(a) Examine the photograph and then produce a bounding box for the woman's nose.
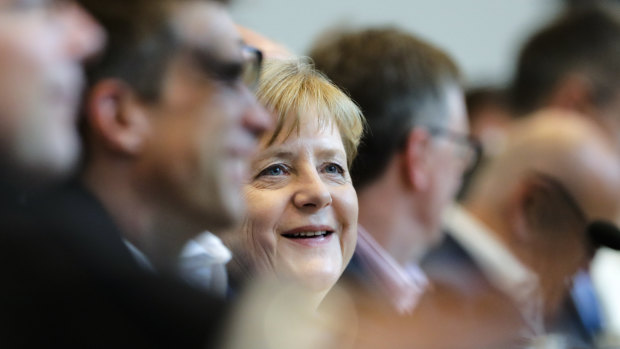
[292,169,332,211]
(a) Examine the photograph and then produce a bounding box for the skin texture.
[230,112,358,302]
[0,0,103,181]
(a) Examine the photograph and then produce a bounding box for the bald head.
[467,109,620,223]
[464,109,620,316]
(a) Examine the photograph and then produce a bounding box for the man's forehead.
[170,1,242,59]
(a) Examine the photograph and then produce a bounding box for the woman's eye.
[258,164,289,177]
[323,163,344,175]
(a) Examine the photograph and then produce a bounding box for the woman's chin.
[279,269,341,300]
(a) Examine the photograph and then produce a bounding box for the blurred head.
[0,0,103,182]
[310,27,472,249]
[465,87,513,157]
[465,110,620,316]
[236,25,293,60]
[82,0,271,234]
[226,59,364,299]
[510,4,620,142]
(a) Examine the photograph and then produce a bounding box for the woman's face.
[241,112,358,295]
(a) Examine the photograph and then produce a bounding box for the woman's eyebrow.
[253,149,295,163]
[315,147,346,160]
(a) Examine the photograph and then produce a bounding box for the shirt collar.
[123,239,155,271]
[355,225,428,314]
[444,204,539,298]
[444,204,544,334]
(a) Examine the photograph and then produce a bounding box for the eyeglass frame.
[425,126,482,171]
[182,44,263,92]
[395,124,481,172]
[241,45,263,91]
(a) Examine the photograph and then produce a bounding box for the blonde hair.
[256,58,364,166]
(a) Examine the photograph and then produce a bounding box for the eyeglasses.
[241,45,263,91]
[426,126,481,171]
[186,44,263,91]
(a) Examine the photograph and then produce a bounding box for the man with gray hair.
[311,27,476,314]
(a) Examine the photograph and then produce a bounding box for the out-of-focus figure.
[237,25,293,59]
[511,3,620,143]
[0,0,103,184]
[465,87,513,159]
[2,0,272,347]
[424,110,620,348]
[457,86,513,201]
[78,0,270,272]
[310,26,473,315]
[510,3,620,345]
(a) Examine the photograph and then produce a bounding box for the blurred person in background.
[310,26,475,315]
[237,25,293,60]
[465,87,513,158]
[511,3,620,142]
[456,86,513,201]
[510,3,620,345]
[424,110,620,348]
[223,58,364,306]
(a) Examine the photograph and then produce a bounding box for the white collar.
[123,239,155,271]
[356,225,429,314]
[444,204,540,308]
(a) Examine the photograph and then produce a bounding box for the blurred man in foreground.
[0,0,103,185]
[1,0,273,347]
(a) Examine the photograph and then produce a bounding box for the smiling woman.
[224,58,364,304]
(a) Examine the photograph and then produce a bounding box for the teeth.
[289,231,327,238]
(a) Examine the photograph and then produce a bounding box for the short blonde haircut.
[256,58,365,166]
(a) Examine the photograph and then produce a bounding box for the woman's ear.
[86,79,152,155]
[402,128,432,191]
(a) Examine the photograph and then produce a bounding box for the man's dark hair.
[510,4,620,115]
[309,27,461,190]
[76,0,230,167]
[465,87,510,123]
[79,0,230,102]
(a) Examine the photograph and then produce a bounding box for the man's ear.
[402,128,432,191]
[508,173,581,244]
[547,74,597,116]
[507,177,534,244]
[86,79,152,156]
[507,174,556,244]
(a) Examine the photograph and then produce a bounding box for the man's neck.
[82,157,154,263]
[83,156,200,273]
[357,173,427,266]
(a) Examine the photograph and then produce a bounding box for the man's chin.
[205,195,246,234]
[7,139,79,187]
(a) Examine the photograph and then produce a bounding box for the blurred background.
[231,0,568,87]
